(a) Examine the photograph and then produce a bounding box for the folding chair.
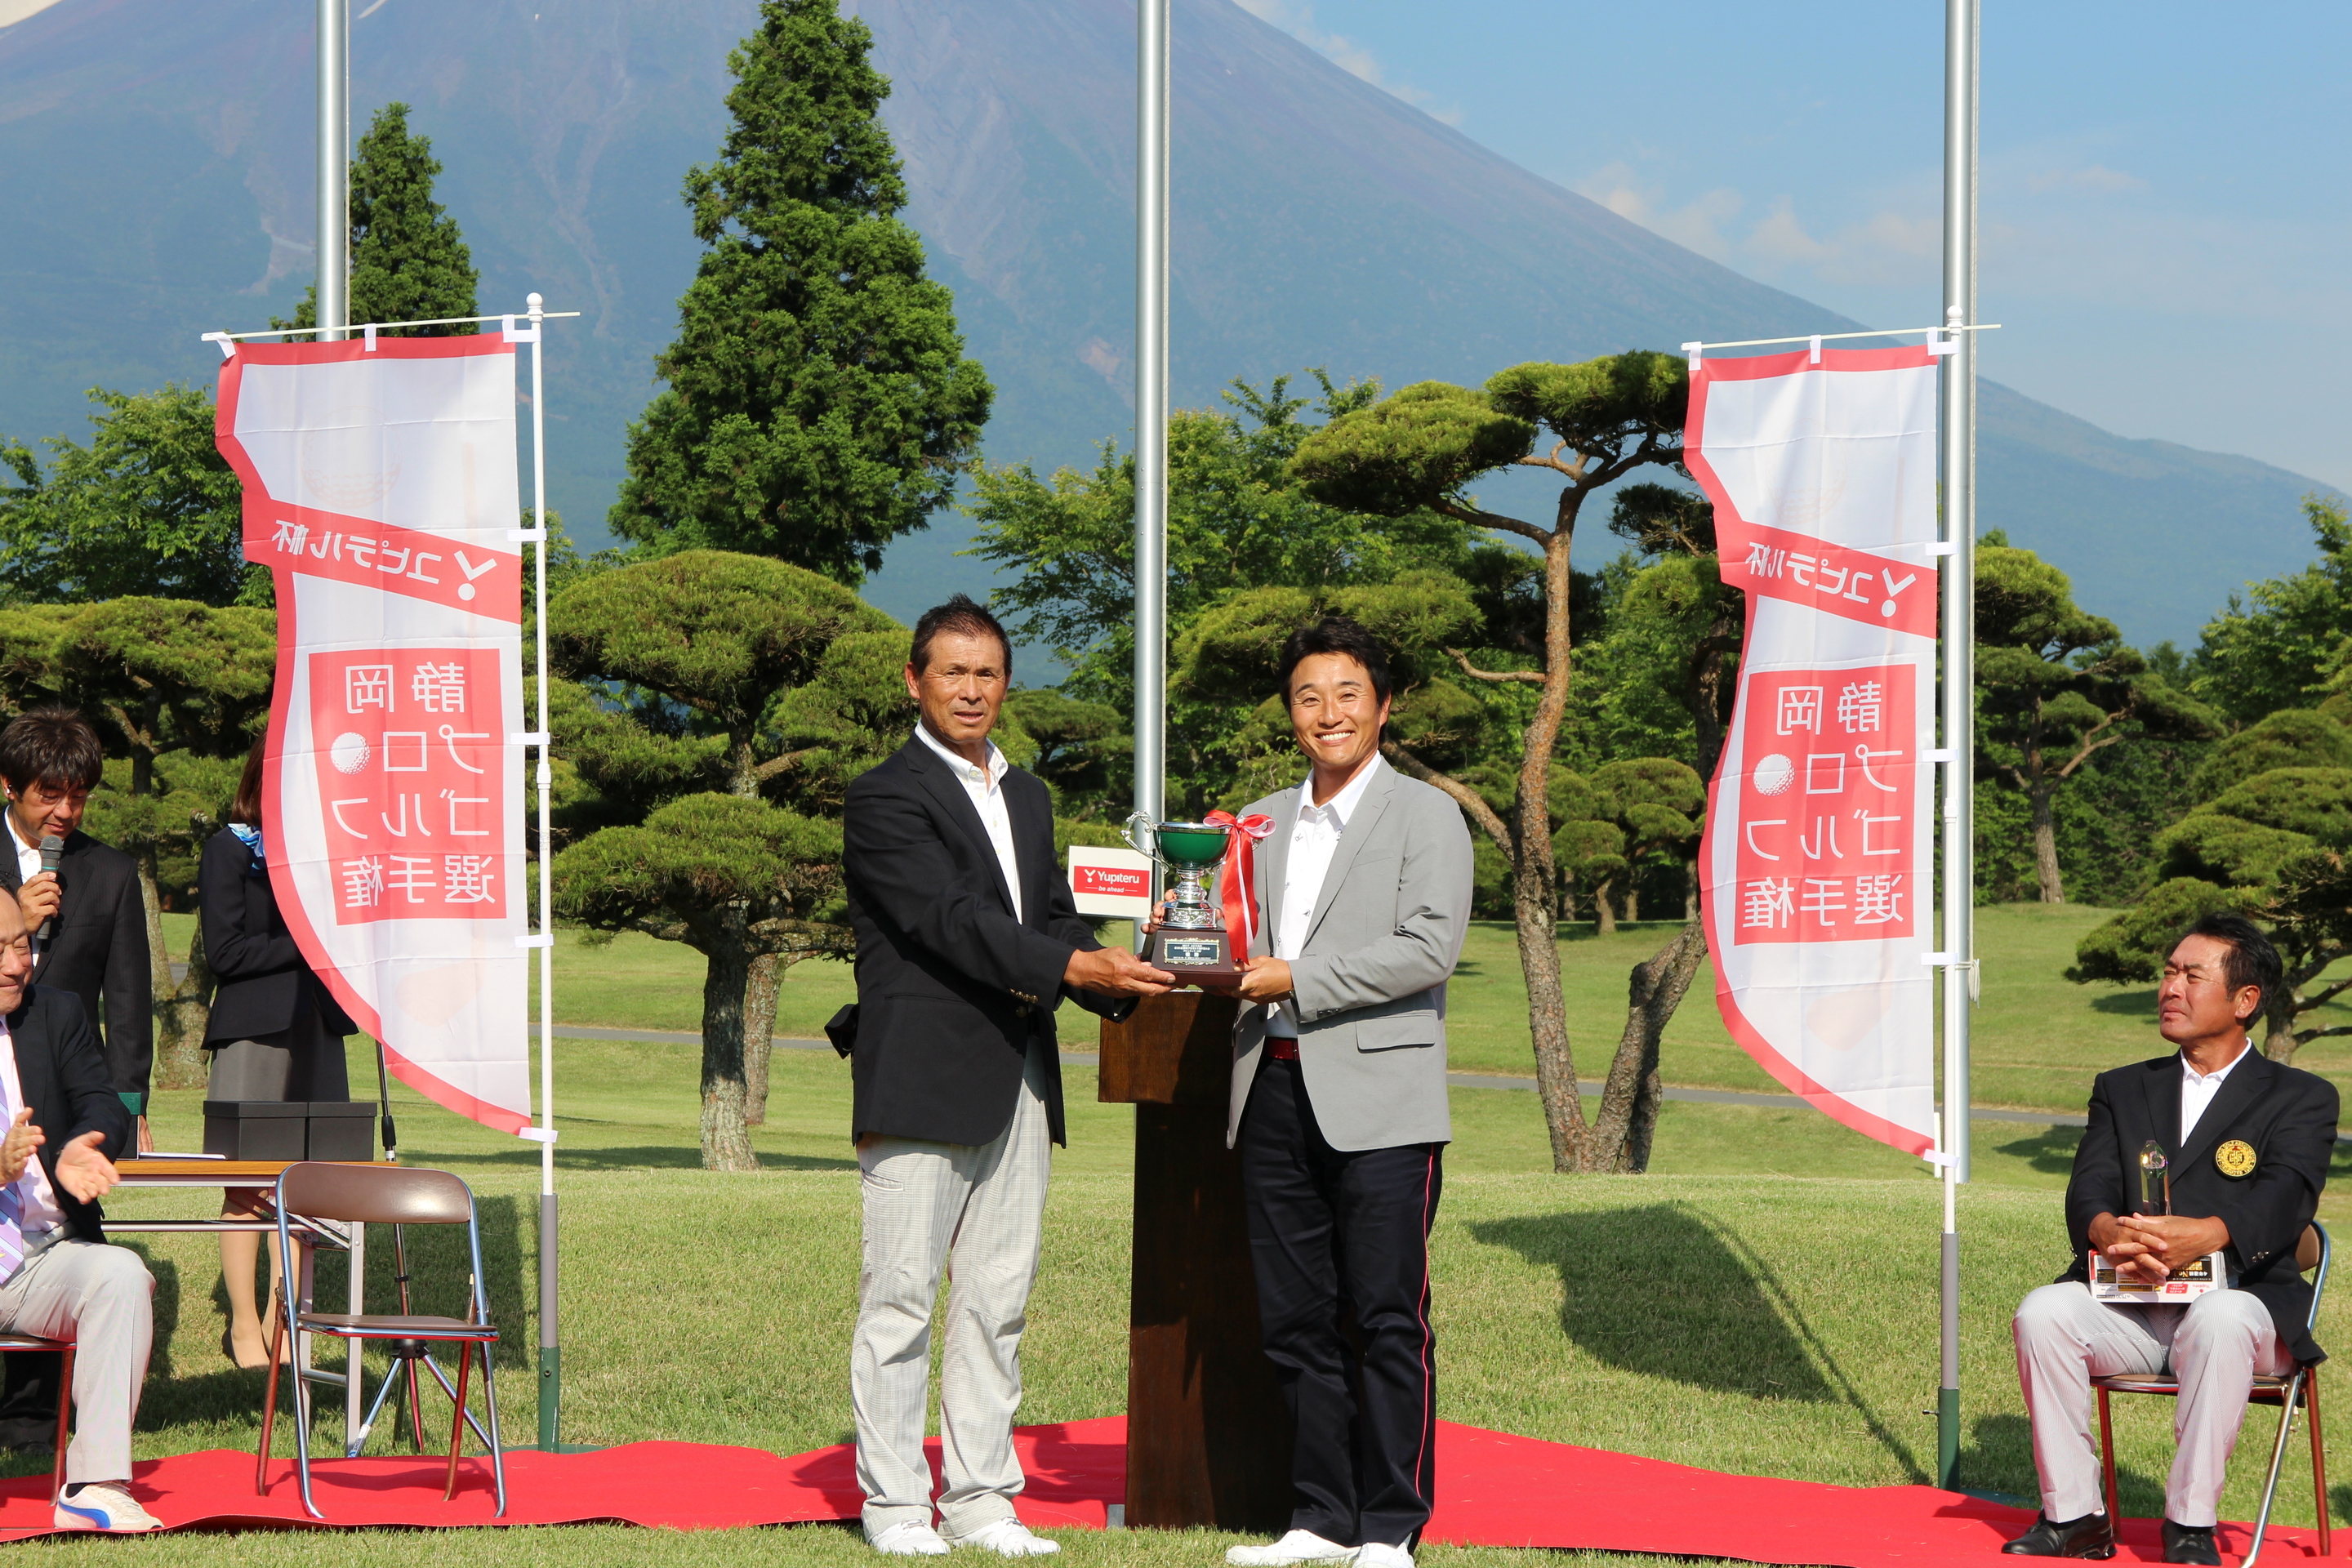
[0,1333,72,1504]
[2096,1221,2331,1568]
[256,1163,506,1521]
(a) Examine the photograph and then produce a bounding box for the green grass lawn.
[13,1020,2338,1566]
[83,906,2350,1566]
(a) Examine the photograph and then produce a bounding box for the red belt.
[1267,1038,1299,1061]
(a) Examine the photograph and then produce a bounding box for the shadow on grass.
[1963,1413,2039,1506]
[1471,1202,1929,1484]
[1468,1205,1831,1400]
[1993,1125,2084,1176]
[403,1145,856,1174]
[2087,988,2158,1018]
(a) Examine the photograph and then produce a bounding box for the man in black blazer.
[0,884,159,1530]
[2007,915,2338,1565]
[0,711,152,1133]
[0,710,150,1450]
[844,595,1171,1560]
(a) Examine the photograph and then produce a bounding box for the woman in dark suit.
[202,737,356,1368]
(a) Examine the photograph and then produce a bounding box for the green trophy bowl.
[1152,823,1232,871]
[1120,811,1245,987]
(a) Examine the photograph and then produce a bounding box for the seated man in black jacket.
[2006,915,2337,1565]
[0,882,156,1530]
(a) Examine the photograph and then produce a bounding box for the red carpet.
[0,1418,2323,1564]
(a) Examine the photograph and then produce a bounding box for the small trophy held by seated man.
[2089,1138,2222,1302]
[1121,812,1248,987]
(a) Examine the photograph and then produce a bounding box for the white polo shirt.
[1264,755,1385,1039]
[2180,1039,2252,1147]
[915,724,1022,923]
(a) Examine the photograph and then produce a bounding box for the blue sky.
[1236,0,2351,494]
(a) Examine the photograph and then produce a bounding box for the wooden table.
[1098,994,1292,1531]
[112,1158,387,1450]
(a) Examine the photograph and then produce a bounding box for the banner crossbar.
[1681,323,2001,354]
[202,311,581,345]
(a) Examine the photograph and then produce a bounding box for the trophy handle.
[1120,809,1163,865]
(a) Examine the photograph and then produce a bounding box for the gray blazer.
[1226,760,1474,1152]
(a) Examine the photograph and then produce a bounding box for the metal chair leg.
[2243,1371,2309,1568]
[479,1336,506,1517]
[394,1225,425,1454]
[443,1342,472,1502]
[2098,1386,2122,1524]
[49,1345,72,1504]
[2306,1370,2329,1557]
[256,1309,286,1495]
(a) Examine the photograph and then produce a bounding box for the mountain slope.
[0,0,2329,644]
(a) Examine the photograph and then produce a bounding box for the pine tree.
[276,102,480,336]
[609,0,993,584]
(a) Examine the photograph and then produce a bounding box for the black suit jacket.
[197,827,355,1045]
[3,986,131,1244]
[0,830,150,1110]
[2062,1049,2340,1363]
[844,736,1132,1147]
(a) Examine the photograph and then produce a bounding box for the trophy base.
[1143,927,1245,988]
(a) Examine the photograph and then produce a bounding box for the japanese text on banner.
[1732,665,1918,944]
[306,648,508,923]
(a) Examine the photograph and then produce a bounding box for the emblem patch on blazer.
[2215,1139,2257,1178]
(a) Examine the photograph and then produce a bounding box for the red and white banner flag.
[1687,345,1940,1156]
[216,335,531,1134]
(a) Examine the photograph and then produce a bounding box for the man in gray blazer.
[1215,617,1473,1568]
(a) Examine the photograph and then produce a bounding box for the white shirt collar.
[1297,752,1384,827]
[2181,1040,2252,1088]
[915,723,1007,791]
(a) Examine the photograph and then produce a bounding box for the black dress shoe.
[2161,1521,2221,1566]
[2003,1513,2118,1558]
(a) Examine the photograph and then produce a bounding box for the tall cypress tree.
[277,101,480,336]
[610,0,993,584]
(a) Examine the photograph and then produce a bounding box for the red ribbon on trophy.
[1205,811,1276,951]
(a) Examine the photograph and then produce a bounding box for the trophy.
[1121,812,1246,987]
[2137,1140,2170,1215]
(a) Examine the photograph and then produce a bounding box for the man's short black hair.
[0,707,103,796]
[909,594,1012,679]
[1274,616,1392,707]
[2179,911,2282,1027]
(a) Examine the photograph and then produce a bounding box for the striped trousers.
[851,1041,1054,1538]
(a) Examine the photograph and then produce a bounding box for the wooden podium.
[1098,992,1293,1531]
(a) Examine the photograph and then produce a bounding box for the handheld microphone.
[34,834,60,942]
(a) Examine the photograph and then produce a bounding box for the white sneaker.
[870,1520,952,1556]
[1354,1545,1414,1568]
[1226,1530,1357,1566]
[948,1518,1062,1557]
[52,1481,161,1533]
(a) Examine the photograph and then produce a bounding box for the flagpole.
[1936,0,1980,1493]
[314,0,347,342]
[1133,0,1169,862]
[521,292,563,1451]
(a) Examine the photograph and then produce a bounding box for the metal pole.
[1132,0,1169,855]
[314,0,348,342]
[526,291,562,1451]
[1936,0,1979,1494]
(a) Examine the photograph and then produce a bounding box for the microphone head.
[37,834,61,872]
